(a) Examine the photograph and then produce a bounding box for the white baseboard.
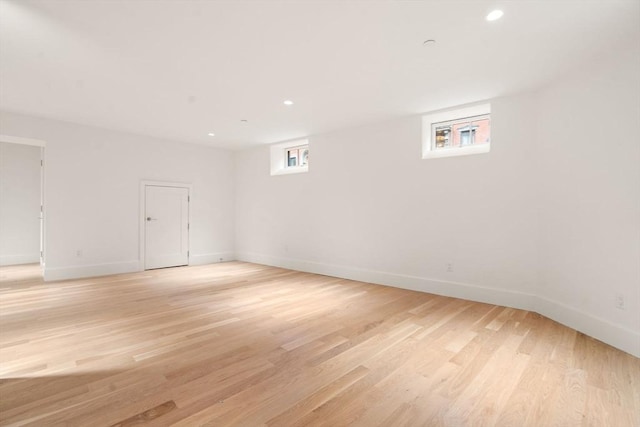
[236,252,536,310]
[0,254,40,266]
[190,252,235,266]
[534,296,640,358]
[237,252,639,358]
[44,261,140,281]
[43,252,237,281]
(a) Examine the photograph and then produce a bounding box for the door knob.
[146,217,158,221]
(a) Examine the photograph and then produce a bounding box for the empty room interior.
[0,0,639,426]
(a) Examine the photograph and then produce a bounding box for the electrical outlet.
[76,249,83,258]
[446,262,453,273]
[615,294,625,310]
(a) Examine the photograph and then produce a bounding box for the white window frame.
[422,103,491,159]
[285,144,309,169]
[270,139,309,176]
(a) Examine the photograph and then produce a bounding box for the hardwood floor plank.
[0,262,638,426]
[110,400,177,427]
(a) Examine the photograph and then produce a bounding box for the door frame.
[0,134,46,271]
[139,180,192,271]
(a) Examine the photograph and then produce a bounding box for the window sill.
[271,166,309,176]
[422,144,490,159]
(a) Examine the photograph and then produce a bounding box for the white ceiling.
[1,0,638,149]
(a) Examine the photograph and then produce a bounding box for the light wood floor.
[0,262,638,426]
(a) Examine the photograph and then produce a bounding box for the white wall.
[236,93,540,307]
[0,112,235,280]
[535,45,640,355]
[235,45,640,357]
[0,142,41,265]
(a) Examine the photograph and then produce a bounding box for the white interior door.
[145,185,189,270]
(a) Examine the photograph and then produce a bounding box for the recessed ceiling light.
[240,119,248,124]
[423,39,436,46]
[283,100,294,106]
[207,132,215,137]
[486,10,504,21]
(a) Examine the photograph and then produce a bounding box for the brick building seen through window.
[433,115,490,149]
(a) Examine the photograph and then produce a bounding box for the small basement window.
[270,139,309,175]
[423,103,491,159]
[285,144,309,168]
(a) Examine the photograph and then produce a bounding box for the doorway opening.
[0,135,46,279]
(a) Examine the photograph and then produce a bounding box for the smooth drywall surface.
[0,142,41,265]
[235,94,540,307]
[0,112,235,280]
[536,44,640,353]
[235,45,640,356]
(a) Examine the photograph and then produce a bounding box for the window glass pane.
[451,121,472,147]
[471,118,490,145]
[287,149,298,167]
[284,145,308,168]
[433,115,490,150]
[434,125,451,149]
